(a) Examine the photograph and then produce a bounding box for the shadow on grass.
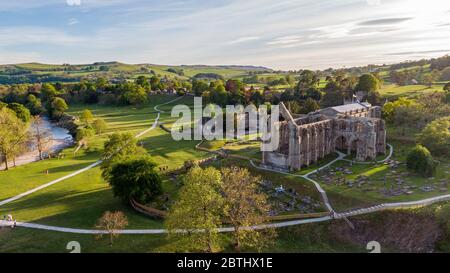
[0,187,163,229]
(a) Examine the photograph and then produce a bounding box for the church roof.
[328,102,371,113]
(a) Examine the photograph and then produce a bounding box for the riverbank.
[0,117,73,171]
[0,139,73,170]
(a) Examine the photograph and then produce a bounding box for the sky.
[0,0,449,70]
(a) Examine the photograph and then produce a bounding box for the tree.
[422,70,440,87]
[210,83,228,106]
[75,126,95,150]
[106,157,162,204]
[296,70,319,97]
[92,118,108,134]
[25,94,43,115]
[7,103,31,123]
[406,145,436,177]
[101,133,146,177]
[416,117,450,156]
[121,83,147,106]
[80,109,94,125]
[382,97,416,124]
[320,81,344,108]
[301,98,320,114]
[439,67,450,81]
[0,108,30,170]
[95,211,128,246]
[165,166,223,252]
[49,97,68,119]
[305,87,322,101]
[150,76,161,91]
[221,167,275,251]
[31,116,52,160]
[356,74,380,92]
[444,82,450,92]
[366,90,382,105]
[192,79,210,96]
[40,83,58,101]
[135,76,150,90]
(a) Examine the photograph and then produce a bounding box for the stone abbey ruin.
[262,102,386,171]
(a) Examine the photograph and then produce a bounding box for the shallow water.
[39,117,73,142]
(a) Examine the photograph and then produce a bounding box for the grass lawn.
[0,98,164,201]
[379,84,444,99]
[0,166,164,229]
[0,95,210,234]
[314,141,450,211]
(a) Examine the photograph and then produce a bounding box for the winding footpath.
[1,102,450,234]
[0,96,182,208]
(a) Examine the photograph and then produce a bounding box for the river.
[0,117,74,170]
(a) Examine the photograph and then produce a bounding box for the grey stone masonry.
[263,102,386,171]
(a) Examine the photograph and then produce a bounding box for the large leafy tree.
[48,97,68,119]
[165,166,223,253]
[80,109,94,125]
[416,117,450,156]
[0,108,30,170]
[301,98,320,114]
[106,157,162,204]
[40,83,58,101]
[210,83,228,106]
[101,132,146,177]
[7,102,31,123]
[135,76,150,90]
[382,97,417,124]
[221,167,275,251]
[121,83,148,106]
[356,73,380,92]
[92,118,108,134]
[296,70,319,97]
[25,94,43,115]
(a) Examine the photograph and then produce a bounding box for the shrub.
[406,145,436,177]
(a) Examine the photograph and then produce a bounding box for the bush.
[406,145,436,177]
[107,157,162,204]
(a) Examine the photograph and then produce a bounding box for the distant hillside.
[0,61,273,84]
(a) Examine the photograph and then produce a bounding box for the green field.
[379,83,445,99]
[0,95,209,231]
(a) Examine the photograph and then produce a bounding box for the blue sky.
[0,0,449,69]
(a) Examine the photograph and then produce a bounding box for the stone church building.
[262,102,386,171]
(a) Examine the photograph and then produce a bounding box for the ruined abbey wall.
[262,103,387,171]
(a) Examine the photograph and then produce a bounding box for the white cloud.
[266,35,303,46]
[68,18,79,25]
[0,27,85,46]
[66,0,82,6]
[227,36,260,45]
